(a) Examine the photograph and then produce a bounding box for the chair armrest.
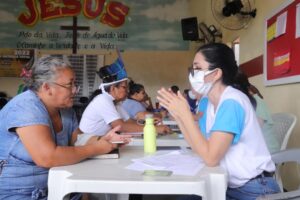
[256,190,300,200]
[271,149,300,164]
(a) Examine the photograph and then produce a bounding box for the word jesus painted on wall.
[18,0,129,27]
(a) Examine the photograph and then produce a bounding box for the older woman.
[0,56,130,199]
[157,43,280,200]
[79,63,171,136]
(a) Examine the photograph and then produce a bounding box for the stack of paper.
[126,150,204,176]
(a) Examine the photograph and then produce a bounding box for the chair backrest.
[271,113,297,150]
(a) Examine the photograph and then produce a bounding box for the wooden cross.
[60,16,90,54]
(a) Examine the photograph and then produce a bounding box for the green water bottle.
[143,114,157,154]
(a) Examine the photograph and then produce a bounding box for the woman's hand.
[153,117,162,125]
[157,87,191,120]
[156,125,172,134]
[101,125,132,145]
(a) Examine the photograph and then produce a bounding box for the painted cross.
[60,16,90,54]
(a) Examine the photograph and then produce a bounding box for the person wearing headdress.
[79,52,171,136]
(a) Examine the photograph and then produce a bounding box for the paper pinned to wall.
[273,51,291,75]
[276,11,287,37]
[267,23,276,42]
[296,3,300,38]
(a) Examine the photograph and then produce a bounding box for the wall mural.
[0,0,191,51]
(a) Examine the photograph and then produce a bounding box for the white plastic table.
[162,118,180,132]
[129,133,189,147]
[48,146,227,200]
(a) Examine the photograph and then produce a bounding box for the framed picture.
[0,48,35,77]
[264,0,300,86]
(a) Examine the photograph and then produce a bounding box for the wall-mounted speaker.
[181,17,199,41]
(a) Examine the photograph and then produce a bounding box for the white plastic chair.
[269,113,297,192]
[256,149,300,200]
[271,113,297,150]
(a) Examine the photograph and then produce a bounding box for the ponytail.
[232,70,257,109]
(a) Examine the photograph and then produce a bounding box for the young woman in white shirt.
[157,43,280,200]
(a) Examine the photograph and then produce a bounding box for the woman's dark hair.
[0,92,7,98]
[234,70,257,108]
[197,43,237,85]
[249,84,264,99]
[0,98,8,109]
[0,91,8,109]
[197,43,256,108]
[97,65,117,83]
[170,85,179,94]
[88,89,102,103]
[183,89,189,95]
[128,79,144,98]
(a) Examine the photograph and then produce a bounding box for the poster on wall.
[0,48,35,77]
[0,0,191,51]
[264,0,300,86]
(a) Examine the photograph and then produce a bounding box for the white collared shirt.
[79,92,130,136]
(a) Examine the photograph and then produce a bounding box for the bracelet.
[137,119,145,125]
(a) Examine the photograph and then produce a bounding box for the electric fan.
[211,0,257,30]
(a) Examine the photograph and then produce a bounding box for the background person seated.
[183,89,198,114]
[122,79,161,122]
[79,58,171,136]
[249,84,280,153]
[235,70,280,153]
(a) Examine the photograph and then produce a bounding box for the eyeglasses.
[188,66,210,77]
[51,82,80,94]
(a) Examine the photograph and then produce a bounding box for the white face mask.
[189,69,216,96]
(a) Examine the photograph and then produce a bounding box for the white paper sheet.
[276,11,287,37]
[296,3,300,38]
[126,150,204,176]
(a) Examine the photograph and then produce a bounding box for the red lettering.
[61,0,81,16]
[18,0,38,26]
[40,0,61,21]
[83,0,105,19]
[101,1,129,27]
[18,0,130,27]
